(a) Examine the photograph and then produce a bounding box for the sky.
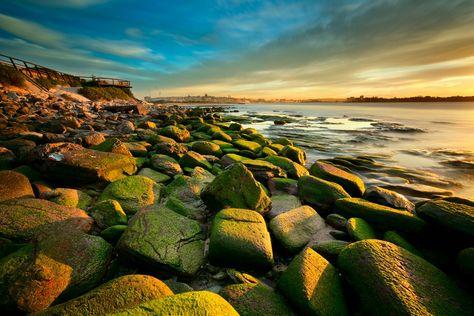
[0,0,473,99]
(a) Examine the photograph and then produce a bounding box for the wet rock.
[212,130,233,142]
[201,163,271,214]
[0,170,34,202]
[363,186,414,211]
[98,175,160,214]
[35,274,173,315]
[298,175,350,211]
[310,161,365,196]
[346,217,376,241]
[277,248,348,316]
[265,155,309,179]
[220,283,296,316]
[268,194,301,219]
[0,198,93,242]
[90,199,128,228]
[268,177,298,195]
[117,206,205,276]
[338,240,474,315]
[209,208,273,270]
[241,159,286,181]
[270,206,325,253]
[179,151,212,170]
[279,145,306,165]
[150,154,183,176]
[233,139,262,153]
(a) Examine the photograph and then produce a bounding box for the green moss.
[92,138,132,157]
[100,225,127,244]
[277,248,348,316]
[112,291,239,316]
[310,161,365,196]
[49,188,92,210]
[268,143,284,152]
[160,125,190,143]
[298,175,350,210]
[36,274,173,315]
[261,146,278,156]
[201,163,271,214]
[150,154,183,176]
[212,130,233,142]
[335,198,426,233]
[137,168,170,183]
[179,151,212,170]
[90,199,127,228]
[209,208,273,270]
[192,141,223,156]
[212,139,233,149]
[269,178,298,194]
[220,283,295,316]
[265,155,309,179]
[233,139,262,153]
[279,145,306,165]
[269,206,325,253]
[98,175,160,214]
[346,217,376,241]
[338,239,474,315]
[310,240,350,262]
[383,231,423,257]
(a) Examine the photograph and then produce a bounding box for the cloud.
[125,28,143,38]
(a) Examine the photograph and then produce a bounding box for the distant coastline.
[345,95,474,103]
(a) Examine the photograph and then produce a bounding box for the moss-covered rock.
[277,248,348,316]
[42,148,137,183]
[338,239,474,315]
[150,154,183,176]
[212,130,233,142]
[310,161,365,196]
[279,145,306,165]
[92,138,132,157]
[112,291,238,316]
[192,141,223,156]
[268,177,298,195]
[0,237,26,258]
[152,136,188,158]
[457,247,474,280]
[310,240,350,262]
[220,283,295,316]
[47,188,92,210]
[268,194,302,219]
[346,217,376,241]
[383,231,422,257]
[100,224,127,244]
[325,213,348,230]
[0,170,34,202]
[270,206,325,253]
[0,198,93,242]
[241,159,286,180]
[90,199,128,228]
[335,198,426,233]
[209,208,273,270]
[261,146,278,157]
[264,155,308,179]
[98,175,160,214]
[137,167,170,183]
[416,199,474,237]
[298,175,350,211]
[35,274,173,315]
[117,206,205,276]
[233,139,262,153]
[363,186,414,211]
[179,151,212,170]
[201,163,271,214]
[160,125,190,143]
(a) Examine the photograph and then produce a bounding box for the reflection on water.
[226,102,474,199]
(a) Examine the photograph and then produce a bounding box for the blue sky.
[1,0,473,98]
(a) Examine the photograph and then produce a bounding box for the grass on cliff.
[78,86,134,101]
[0,64,25,87]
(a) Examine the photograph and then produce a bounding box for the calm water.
[226,102,474,199]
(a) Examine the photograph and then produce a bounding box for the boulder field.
[0,90,472,315]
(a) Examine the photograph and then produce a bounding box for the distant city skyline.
[1,0,473,98]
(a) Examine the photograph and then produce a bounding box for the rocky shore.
[0,87,473,315]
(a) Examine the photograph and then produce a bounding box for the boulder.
[90,199,128,228]
[0,170,34,202]
[277,248,348,316]
[310,240,350,262]
[269,206,326,253]
[201,163,271,214]
[100,224,127,243]
[457,247,474,280]
[150,154,183,176]
[265,155,309,179]
[219,153,247,167]
[160,125,190,143]
[268,178,298,195]
[152,137,188,158]
[335,198,426,233]
[310,161,365,196]
[112,291,238,316]
[117,206,205,276]
[338,240,474,315]
[192,141,223,156]
[233,139,262,153]
[268,194,301,219]
[179,151,212,170]
[279,145,306,165]
[98,175,160,214]
[83,132,106,147]
[220,283,295,316]
[346,217,376,241]
[123,142,148,157]
[383,231,423,257]
[35,274,173,316]
[298,175,350,211]
[137,167,170,183]
[46,188,92,210]
[363,186,414,211]
[416,199,474,237]
[212,130,233,142]
[0,198,93,242]
[209,208,273,270]
[92,138,132,157]
[325,213,348,230]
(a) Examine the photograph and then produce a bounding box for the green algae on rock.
[92,138,132,157]
[233,139,262,152]
[383,230,423,257]
[117,206,205,276]
[0,170,34,202]
[179,150,212,170]
[137,167,170,183]
[98,175,160,214]
[192,140,223,156]
[457,247,474,280]
[338,239,474,315]
[310,240,350,262]
[160,125,190,143]
[268,194,302,219]
[209,208,274,270]
[264,155,309,179]
[363,186,414,211]
[90,199,128,228]
[112,291,238,316]
[220,283,296,316]
[346,217,377,241]
[277,248,348,316]
[0,198,93,242]
[201,163,271,214]
[279,145,306,165]
[150,154,183,176]
[269,205,326,253]
[335,198,426,233]
[310,161,365,196]
[47,188,92,210]
[34,274,173,316]
[298,175,350,211]
[100,224,127,244]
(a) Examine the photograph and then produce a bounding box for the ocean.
[224,102,474,200]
